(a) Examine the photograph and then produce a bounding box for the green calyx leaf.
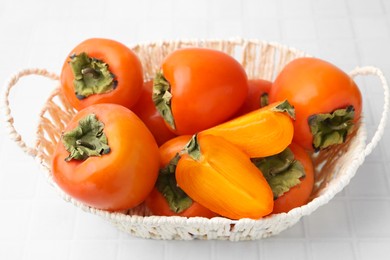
[156,153,193,213]
[272,100,296,120]
[152,71,176,130]
[182,134,201,161]
[252,148,305,199]
[309,106,355,151]
[260,93,269,108]
[61,114,111,161]
[70,52,117,99]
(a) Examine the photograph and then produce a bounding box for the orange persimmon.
[176,134,274,220]
[200,100,295,158]
[145,135,218,218]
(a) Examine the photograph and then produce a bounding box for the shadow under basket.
[3,39,389,241]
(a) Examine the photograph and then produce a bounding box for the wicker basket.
[2,39,389,241]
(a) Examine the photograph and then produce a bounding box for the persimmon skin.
[52,104,159,211]
[160,48,248,135]
[132,80,177,146]
[272,143,315,214]
[200,101,294,158]
[145,135,218,218]
[61,38,143,111]
[235,79,272,116]
[176,135,274,220]
[269,57,362,151]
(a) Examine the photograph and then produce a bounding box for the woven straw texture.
[3,39,389,241]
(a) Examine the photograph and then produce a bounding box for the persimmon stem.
[62,114,110,161]
[81,67,100,78]
[76,140,96,150]
[70,52,116,98]
[182,135,201,161]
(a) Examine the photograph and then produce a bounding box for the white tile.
[0,158,38,199]
[351,200,390,237]
[29,200,77,239]
[172,0,210,21]
[384,0,390,13]
[363,135,386,163]
[214,241,259,260]
[311,241,355,260]
[318,39,359,66]
[165,240,213,260]
[347,0,385,16]
[262,241,307,259]
[0,200,32,240]
[353,17,390,39]
[313,0,348,17]
[242,19,281,41]
[67,0,106,20]
[73,210,121,239]
[358,240,390,260]
[280,0,313,18]
[137,20,174,42]
[307,200,351,237]
[104,0,150,22]
[210,21,243,38]
[117,240,165,260]
[70,240,118,260]
[316,18,353,39]
[281,19,317,40]
[346,162,389,196]
[34,174,61,200]
[171,20,210,39]
[99,22,140,47]
[281,39,320,56]
[23,240,71,260]
[146,0,174,20]
[242,0,278,19]
[274,219,305,238]
[210,0,242,21]
[0,240,25,260]
[357,39,390,68]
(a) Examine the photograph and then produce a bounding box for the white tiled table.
[1,0,389,259]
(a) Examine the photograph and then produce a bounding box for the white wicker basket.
[2,39,389,241]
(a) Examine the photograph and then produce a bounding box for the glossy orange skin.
[235,79,272,116]
[52,104,159,211]
[161,48,248,135]
[272,143,314,214]
[145,135,218,218]
[176,135,274,220]
[61,38,143,111]
[132,80,177,146]
[269,57,362,151]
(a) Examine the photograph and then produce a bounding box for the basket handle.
[349,66,390,157]
[2,68,60,157]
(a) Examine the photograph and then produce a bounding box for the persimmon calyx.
[156,153,193,213]
[309,106,355,151]
[252,148,305,199]
[260,93,269,108]
[181,134,201,161]
[61,114,111,161]
[152,71,176,129]
[272,100,296,120]
[70,52,117,99]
